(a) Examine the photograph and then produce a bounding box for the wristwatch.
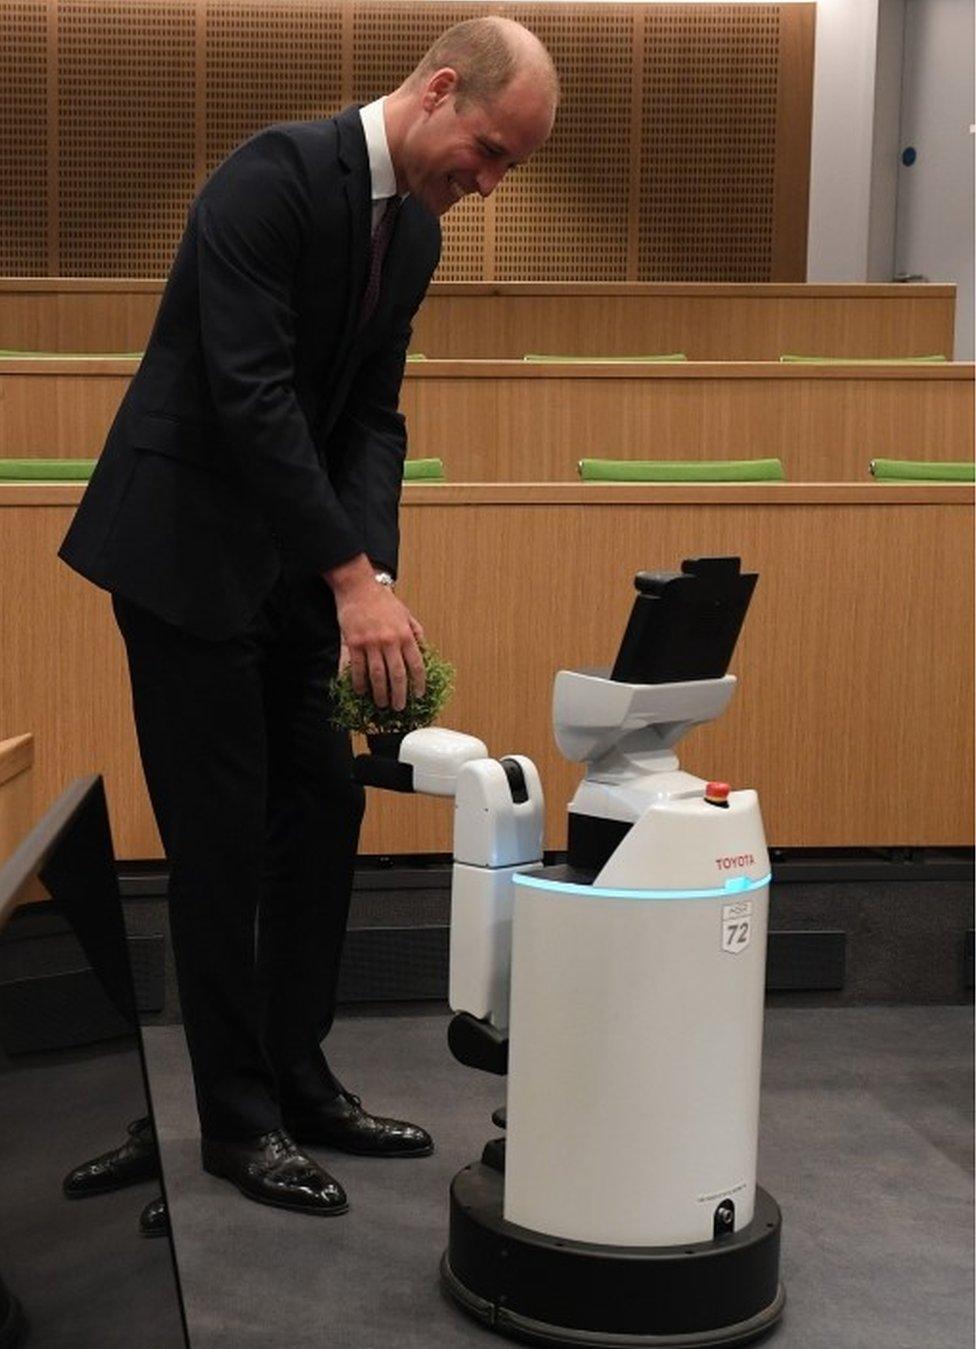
[374,571,395,589]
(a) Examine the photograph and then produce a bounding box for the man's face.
[401,68,554,217]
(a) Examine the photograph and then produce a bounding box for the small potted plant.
[329,642,456,756]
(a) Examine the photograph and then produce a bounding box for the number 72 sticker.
[722,900,753,954]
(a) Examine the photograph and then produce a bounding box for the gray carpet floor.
[142,1006,973,1349]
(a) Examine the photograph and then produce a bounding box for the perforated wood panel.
[0,1,48,274]
[0,1,813,281]
[58,0,196,276]
[494,4,633,281]
[352,1,490,280]
[205,0,344,175]
[638,4,780,281]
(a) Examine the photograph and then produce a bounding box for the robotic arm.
[355,729,545,1071]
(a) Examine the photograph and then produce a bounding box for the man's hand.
[326,555,425,712]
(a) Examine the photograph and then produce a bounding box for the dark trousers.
[113,574,365,1140]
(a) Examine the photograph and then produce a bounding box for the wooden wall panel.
[0,1,48,275]
[639,4,779,281]
[0,1,815,282]
[204,0,343,175]
[0,484,971,856]
[57,0,196,277]
[492,4,633,281]
[772,3,814,279]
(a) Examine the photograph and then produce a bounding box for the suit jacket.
[59,106,441,639]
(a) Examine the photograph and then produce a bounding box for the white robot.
[357,557,784,1348]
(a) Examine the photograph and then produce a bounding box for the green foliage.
[329,642,456,735]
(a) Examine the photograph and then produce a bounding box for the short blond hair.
[410,17,560,110]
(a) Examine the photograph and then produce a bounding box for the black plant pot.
[366,731,408,758]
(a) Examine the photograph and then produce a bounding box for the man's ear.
[422,67,459,113]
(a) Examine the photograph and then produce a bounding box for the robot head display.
[357,557,785,1349]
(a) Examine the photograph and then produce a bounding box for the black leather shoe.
[63,1117,160,1197]
[138,1195,169,1238]
[285,1091,434,1157]
[201,1129,348,1215]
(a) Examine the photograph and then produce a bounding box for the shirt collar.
[359,97,399,204]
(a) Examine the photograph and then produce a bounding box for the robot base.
[441,1163,785,1348]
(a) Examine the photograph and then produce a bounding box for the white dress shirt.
[358,97,402,234]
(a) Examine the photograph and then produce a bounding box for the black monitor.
[611,557,758,685]
[0,775,188,1347]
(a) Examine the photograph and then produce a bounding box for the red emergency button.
[705,781,731,808]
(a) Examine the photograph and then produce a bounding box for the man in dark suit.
[59,17,558,1217]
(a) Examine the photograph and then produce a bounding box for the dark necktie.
[358,195,401,332]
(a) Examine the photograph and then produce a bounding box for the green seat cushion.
[870,458,975,482]
[524,353,687,364]
[403,457,444,481]
[0,458,96,480]
[780,354,947,365]
[579,458,785,482]
[0,349,143,359]
[0,457,446,483]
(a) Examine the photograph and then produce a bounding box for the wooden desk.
[0,279,956,361]
[0,734,33,871]
[413,282,957,361]
[0,483,971,857]
[1,358,973,482]
[0,733,45,917]
[403,361,974,481]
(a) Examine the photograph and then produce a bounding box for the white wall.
[867,0,906,281]
[806,0,881,280]
[894,0,975,358]
[806,0,973,360]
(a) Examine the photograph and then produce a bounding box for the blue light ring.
[512,872,772,902]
